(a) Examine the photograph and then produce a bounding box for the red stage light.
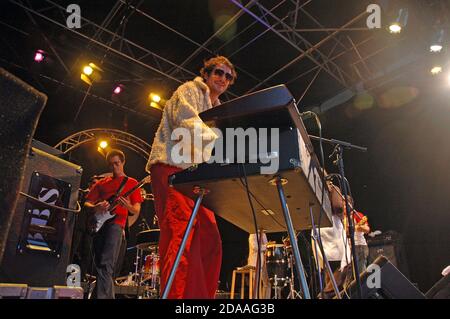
[113,85,123,94]
[34,50,45,63]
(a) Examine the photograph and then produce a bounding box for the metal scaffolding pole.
[251,1,355,80]
[230,0,364,92]
[286,36,375,86]
[115,0,263,85]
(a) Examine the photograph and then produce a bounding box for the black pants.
[354,245,369,275]
[92,222,124,299]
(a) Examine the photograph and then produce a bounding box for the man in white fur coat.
[146,56,237,299]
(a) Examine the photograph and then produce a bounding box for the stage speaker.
[425,274,450,299]
[0,68,47,264]
[0,144,82,287]
[367,231,410,278]
[346,255,425,299]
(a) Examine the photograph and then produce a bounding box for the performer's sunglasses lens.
[214,69,233,81]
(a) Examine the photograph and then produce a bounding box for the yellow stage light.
[99,140,108,149]
[81,63,103,85]
[149,93,161,103]
[83,66,93,76]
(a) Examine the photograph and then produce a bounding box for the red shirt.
[353,211,367,224]
[86,176,143,228]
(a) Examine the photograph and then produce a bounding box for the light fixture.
[150,101,163,110]
[81,62,103,85]
[430,66,442,75]
[389,23,402,34]
[113,85,123,95]
[99,140,108,149]
[34,50,45,63]
[83,66,93,76]
[149,93,161,103]
[430,29,445,53]
[389,8,408,34]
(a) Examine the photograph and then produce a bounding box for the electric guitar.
[89,175,151,233]
[343,213,368,237]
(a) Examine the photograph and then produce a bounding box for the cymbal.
[136,229,160,251]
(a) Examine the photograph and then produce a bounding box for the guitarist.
[84,149,143,299]
[343,196,370,275]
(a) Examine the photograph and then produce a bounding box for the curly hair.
[106,149,125,163]
[200,56,237,85]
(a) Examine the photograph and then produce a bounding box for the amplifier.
[0,146,82,287]
[367,231,410,278]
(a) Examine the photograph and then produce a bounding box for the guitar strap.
[111,176,129,203]
[106,176,129,225]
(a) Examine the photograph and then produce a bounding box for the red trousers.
[150,163,222,299]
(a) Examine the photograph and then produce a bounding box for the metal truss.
[3,0,412,118]
[54,128,151,160]
[229,0,365,92]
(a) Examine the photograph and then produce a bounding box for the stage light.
[149,93,161,103]
[150,101,163,111]
[99,140,108,149]
[81,63,103,85]
[430,29,445,53]
[113,85,123,95]
[83,66,93,76]
[389,8,408,34]
[34,50,45,63]
[431,66,442,75]
[389,23,402,34]
[430,45,443,53]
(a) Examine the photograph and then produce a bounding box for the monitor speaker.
[425,274,450,299]
[0,145,82,287]
[346,255,425,299]
[0,68,47,263]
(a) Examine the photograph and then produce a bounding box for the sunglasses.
[213,68,234,82]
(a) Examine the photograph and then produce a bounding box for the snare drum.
[265,244,288,285]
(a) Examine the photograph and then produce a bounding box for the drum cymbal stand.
[272,276,282,299]
[286,253,302,299]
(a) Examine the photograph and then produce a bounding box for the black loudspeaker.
[367,231,410,278]
[0,145,82,287]
[346,256,425,299]
[0,68,47,264]
[425,274,450,299]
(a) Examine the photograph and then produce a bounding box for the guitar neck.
[109,178,147,211]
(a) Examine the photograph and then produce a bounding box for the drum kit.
[114,227,161,299]
[265,237,302,299]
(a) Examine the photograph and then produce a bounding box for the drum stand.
[286,254,302,299]
[272,277,283,299]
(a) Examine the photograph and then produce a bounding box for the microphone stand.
[309,134,367,299]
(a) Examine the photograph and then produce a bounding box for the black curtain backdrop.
[314,88,450,292]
